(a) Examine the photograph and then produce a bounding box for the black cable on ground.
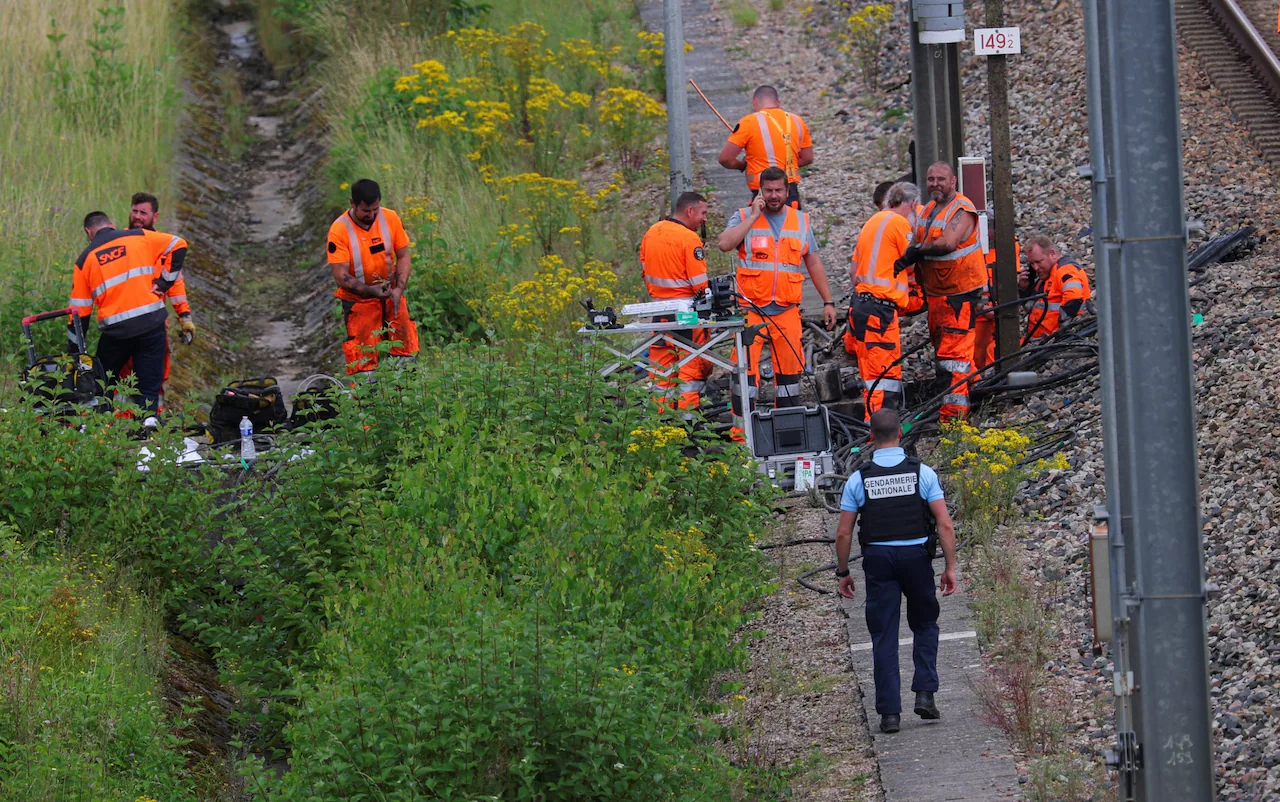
[796,555,863,595]
[755,537,836,550]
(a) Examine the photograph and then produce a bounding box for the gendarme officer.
[835,408,958,734]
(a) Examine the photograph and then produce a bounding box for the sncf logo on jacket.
[97,246,126,266]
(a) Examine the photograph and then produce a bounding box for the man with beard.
[716,167,837,442]
[327,179,419,374]
[902,162,988,421]
[116,192,195,408]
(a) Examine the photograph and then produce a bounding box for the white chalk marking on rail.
[848,630,978,652]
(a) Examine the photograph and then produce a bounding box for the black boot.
[879,714,901,733]
[914,691,940,719]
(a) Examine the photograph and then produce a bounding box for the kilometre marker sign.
[974,26,1022,55]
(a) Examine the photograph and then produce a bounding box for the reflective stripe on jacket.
[640,219,709,299]
[851,209,913,310]
[69,227,187,336]
[914,192,987,296]
[734,206,810,307]
[730,109,811,190]
[1029,260,1091,337]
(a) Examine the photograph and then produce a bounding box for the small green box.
[675,310,698,326]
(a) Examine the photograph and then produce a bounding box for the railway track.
[1177,0,1280,163]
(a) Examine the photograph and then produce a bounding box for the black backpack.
[209,377,288,443]
[289,385,342,428]
[25,353,110,411]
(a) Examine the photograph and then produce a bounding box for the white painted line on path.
[848,630,978,653]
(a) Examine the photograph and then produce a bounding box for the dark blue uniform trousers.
[862,543,940,714]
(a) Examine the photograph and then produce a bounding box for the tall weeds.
[0,0,182,363]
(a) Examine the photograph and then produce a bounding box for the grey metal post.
[664,0,692,210]
[1082,1,1138,797]
[1084,0,1216,798]
[909,1,966,177]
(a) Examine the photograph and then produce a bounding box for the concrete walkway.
[636,0,754,218]
[839,551,1022,801]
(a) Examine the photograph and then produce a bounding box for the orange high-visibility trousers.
[848,296,903,418]
[973,313,995,372]
[730,306,804,442]
[926,292,979,421]
[649,324,711,415]
[341,296,420,375]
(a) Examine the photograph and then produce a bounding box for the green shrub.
[0,343,777,795]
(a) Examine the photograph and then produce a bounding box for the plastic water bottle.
[239,416,256,463]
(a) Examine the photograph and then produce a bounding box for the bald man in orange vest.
[718,85,813,210]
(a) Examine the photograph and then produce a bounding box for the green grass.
[0,0,183,366]
[0,529,194,802]
[729,0,760,27]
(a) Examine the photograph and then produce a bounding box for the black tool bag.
[25,353,109,409]
[209,377,288,443]
[289,385,342,428]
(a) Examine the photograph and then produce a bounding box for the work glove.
[902,245,923,265]
[179,314,196,345]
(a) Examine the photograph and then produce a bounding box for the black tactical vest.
[857,457,934,546]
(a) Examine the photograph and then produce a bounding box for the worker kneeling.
[716,167,837,442]
[640,192,712,417]
[1020,235,1091,341]
[847,182,920,418]
[327,179,419,375]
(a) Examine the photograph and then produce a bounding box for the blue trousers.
[96,323,167,411]
[862,543,940,714]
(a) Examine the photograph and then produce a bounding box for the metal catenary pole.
[910,1,966,178]
[984,0,1020,362]
[663,0,693,211]
[1084,0,1216,799]
[1082,1,1137,796]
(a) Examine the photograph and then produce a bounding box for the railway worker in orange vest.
[973,233,1021,372]
[716,167,838,442]
[116,193,195,406]
[639,191,712,417]
[1019,236,1091,340]
[68,211,188,411]
[847,182,921,417]
[327,179,419,375]
[904,161,989,421]
[845,180,925,356]
[718,85,813,210]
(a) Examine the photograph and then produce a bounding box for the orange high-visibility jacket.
[851,210,913,311]
[640,219,709,299]
[70,228,187,337]
[164,275,191,317]
[979,238,1022,310]
[727,108,812,190]
[327,209,410,303]
[734,206,812,307]
[914,193,988,296]
[1028,260,1091,338]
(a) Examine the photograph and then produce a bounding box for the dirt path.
[214,13,314,402]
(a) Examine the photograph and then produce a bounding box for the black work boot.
[914,691,941,719]
[879,714,901,733]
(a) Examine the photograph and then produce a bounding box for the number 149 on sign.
[974,26,1021,56]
